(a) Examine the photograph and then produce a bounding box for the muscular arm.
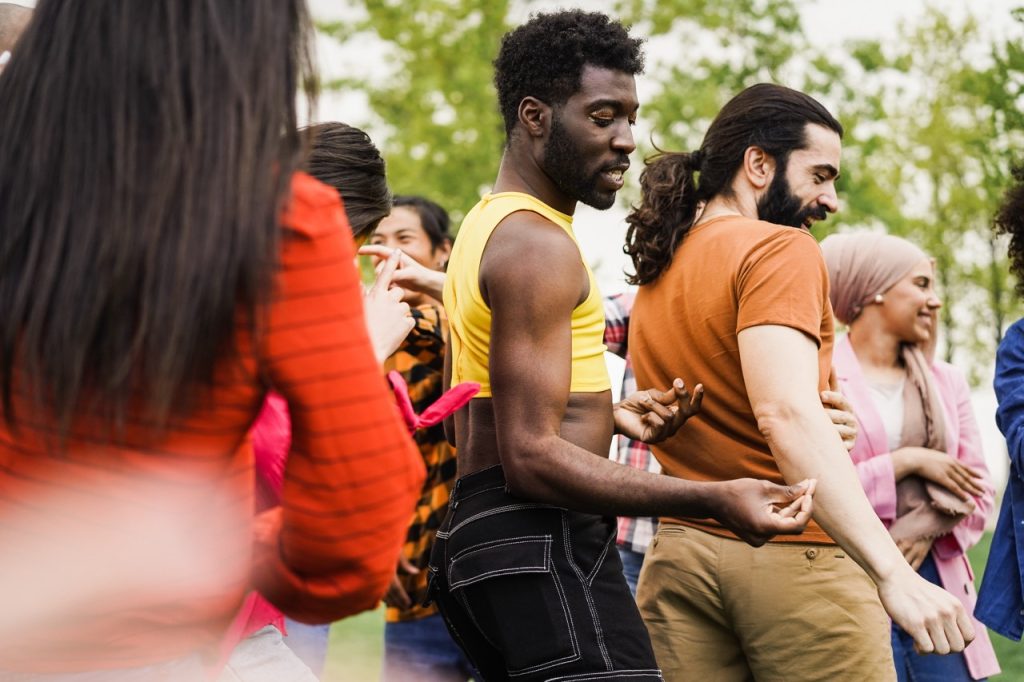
[482,214,809,538]
[738,324,972,652]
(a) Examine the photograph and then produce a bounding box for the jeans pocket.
[449,535,580,676]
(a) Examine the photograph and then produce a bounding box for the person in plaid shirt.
[604,292,659,596]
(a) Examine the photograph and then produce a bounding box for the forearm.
[501,435,718,519]
[761,404,906,584]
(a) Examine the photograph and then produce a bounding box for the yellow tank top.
[444,192,610,397]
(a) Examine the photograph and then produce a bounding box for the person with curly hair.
[976,168,1024,643]
[625,84,973,680]
[426,11,820,681]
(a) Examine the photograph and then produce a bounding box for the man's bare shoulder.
[481,209,584,290]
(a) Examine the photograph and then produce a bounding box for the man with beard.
[624,83,974,681]
[428,13,820,682]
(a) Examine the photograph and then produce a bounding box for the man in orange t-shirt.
[624,84,974,681]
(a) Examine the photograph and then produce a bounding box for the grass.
[968,532,1024,676]
[319,535,1024,680]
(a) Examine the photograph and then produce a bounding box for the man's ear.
[518,97,551,138]
[742,145,776,191]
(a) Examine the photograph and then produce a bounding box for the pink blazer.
[834,335,999,678]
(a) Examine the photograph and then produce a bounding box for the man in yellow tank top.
[427,11,819,682]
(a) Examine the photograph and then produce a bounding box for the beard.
[541,116,624,210]
[756,169,828,229]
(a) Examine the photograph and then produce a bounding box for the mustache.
[600,155,631,173]
[803,204,829,223]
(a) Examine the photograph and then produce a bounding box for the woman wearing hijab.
[821,233,999,681]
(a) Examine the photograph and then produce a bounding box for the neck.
[696,191,759,226]
[492,145,576,216]
[848,322,902,371]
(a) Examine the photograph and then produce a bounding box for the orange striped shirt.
[0,172,425,672]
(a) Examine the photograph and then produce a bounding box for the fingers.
[956,602,976,645]
[358,244,394,261]
[369,249,402,296]
[640,392,678,421]
[939,473,973,502]
[819,389,849,411]
[688,383,704,412]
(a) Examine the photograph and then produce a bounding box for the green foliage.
[319,0,512,224]
[615,0,807,153]
[320,1,1024,380]
[825,7,1024,378]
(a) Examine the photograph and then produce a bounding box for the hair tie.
[690,149,703,169]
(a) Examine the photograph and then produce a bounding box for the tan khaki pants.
[637,524,895,682]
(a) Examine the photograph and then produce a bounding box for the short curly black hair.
[996,164,1024,297]
[494,10,644,138]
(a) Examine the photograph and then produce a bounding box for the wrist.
[610,401,625,435]
[865,546,909,586]
[690,480,725,521]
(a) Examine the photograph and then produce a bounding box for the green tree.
[830,8,1024,378]
[319,0,511,222]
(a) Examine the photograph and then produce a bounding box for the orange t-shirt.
[0,172,425,672]
[630,215,835,544]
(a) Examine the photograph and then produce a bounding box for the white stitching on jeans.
[448,536,552,589]
[544,669,664,681]
[562,514,613,672]
[436,502,559,539]
[506,539,582,677]
[587,527,614,586]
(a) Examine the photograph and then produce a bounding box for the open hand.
[363,249,414,363]
[820,390,857,451]
[613,378,703,444]
[712,478,816,547]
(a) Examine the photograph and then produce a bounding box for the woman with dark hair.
[977,168,1024,646]
[304,121,394,239]
[822,232,999,681]
[0,2,422,677]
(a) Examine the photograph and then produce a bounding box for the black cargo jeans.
[427,465,663,682]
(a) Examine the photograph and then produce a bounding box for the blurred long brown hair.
[0,0,317,434]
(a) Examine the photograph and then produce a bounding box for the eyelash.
[591,116,636,127]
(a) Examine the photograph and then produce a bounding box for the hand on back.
[613,378,703,444]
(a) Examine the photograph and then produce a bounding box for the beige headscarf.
[821,233,971,542]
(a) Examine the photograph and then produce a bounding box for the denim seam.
[436,502,560,539]
[450,483,507,505]
[586,528,614,587]
[506,537,582,677]
[562,514,613,672]
[445,531,582,676]
[545,669,664,681]
[448,535,552,589]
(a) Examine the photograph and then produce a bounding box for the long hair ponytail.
[625,84,843,286]
[624,149,703,286]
